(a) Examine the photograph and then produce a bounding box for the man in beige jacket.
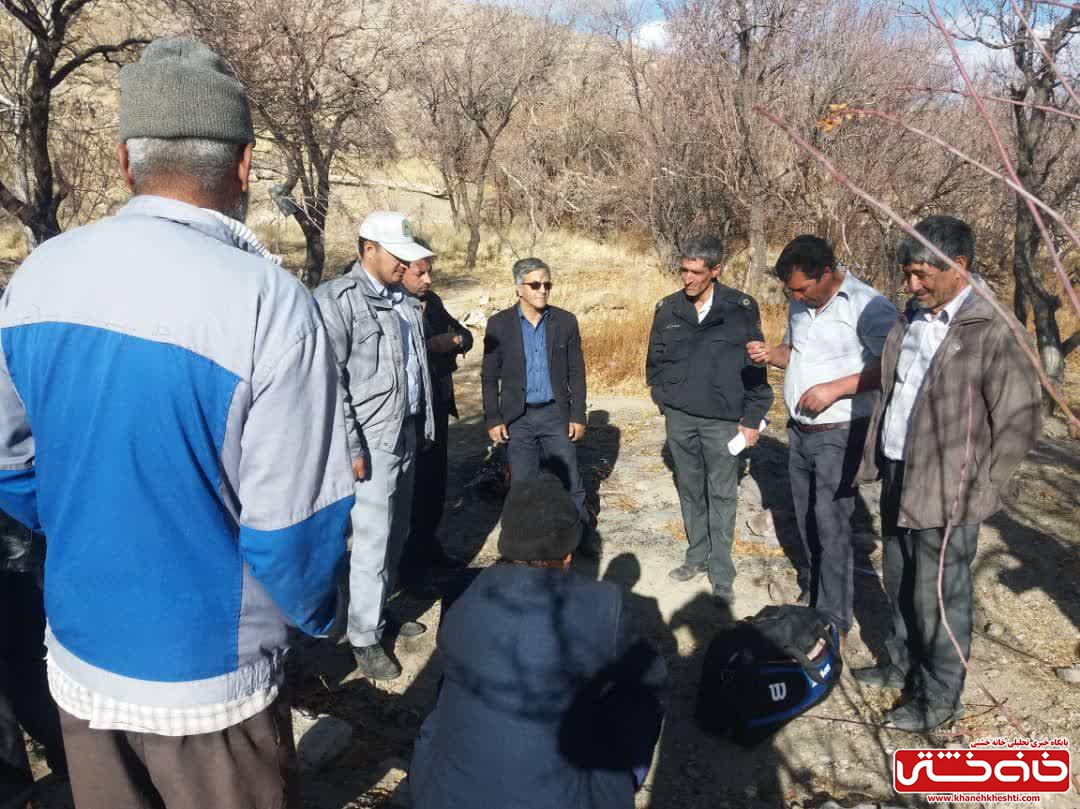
[854,216,1042,732]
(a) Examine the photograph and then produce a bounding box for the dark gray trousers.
[664,409,740,596]
[787,421,867,633]
[880,460,979,708]
[0,570,65,806]
[507,402,587,521]
[59,700,296,809]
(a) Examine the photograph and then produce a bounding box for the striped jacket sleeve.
[0,329,40,531]
[236,312,355,636]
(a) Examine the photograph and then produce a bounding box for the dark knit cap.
[120,37,254,143]
[498,476,582,562]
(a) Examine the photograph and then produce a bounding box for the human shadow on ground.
[988,438,1080,635]
[569,409,622,582]
[741,434,891,660]
[646,591,792,808]
[657,432,806,585]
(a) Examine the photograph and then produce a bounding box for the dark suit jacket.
[422,290,473,418]
[409,564,667,809]
[481,305,587,430]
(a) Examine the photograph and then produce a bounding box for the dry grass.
[0,223,26,263]
[662,518,687,544]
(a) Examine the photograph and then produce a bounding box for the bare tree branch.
[50,37,148,88]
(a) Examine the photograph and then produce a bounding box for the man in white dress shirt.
[748,235,897,638]
[853,216,1041,732]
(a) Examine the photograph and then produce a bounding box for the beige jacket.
[858,283,1042,530]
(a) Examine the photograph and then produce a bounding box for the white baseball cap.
[358,211,434,263]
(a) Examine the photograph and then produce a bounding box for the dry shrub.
[757,302,788,345]
[580,308,654,395]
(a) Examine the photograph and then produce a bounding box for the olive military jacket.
[646,281,773,427]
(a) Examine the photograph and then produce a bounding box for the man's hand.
[568,422,586,442]
[428,333,462,353]
[352,457,367,481]
[746,340,770,364]
[737,424,760,449]
[488,424,509,444]
[797,380,841,417]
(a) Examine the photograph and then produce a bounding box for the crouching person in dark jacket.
[409,477,668,809]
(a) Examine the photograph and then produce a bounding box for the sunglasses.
[523,281,554,291]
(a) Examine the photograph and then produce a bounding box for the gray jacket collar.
[345,261,407,309]
[116,195,270,260]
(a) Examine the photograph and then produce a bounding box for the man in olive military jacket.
[646,235,773,603]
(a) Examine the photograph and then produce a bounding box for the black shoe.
[394,620,427,638]
[883,699,963,733]
[668,563,708,583]
[352,643,402,681]
[852,663,907,689]
[713,590,734,610]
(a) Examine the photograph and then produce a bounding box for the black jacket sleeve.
[645,304,665,410]
[430,292,473,356]
[481,314,504,429]
[740,301,773,427]
[566,313,587,425]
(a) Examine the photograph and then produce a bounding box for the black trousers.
[400,400,451,585]
[880,460,979,708]
[507,402,587,521]
[787,421,868,633]
[0,570,66,805]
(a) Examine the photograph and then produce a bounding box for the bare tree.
[406,1,568,269]
[167,0,398,287]
[0,1,147,246]
[939,0,1080,392]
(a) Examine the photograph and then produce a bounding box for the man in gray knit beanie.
[117,36,257,224]
[0,33,356,809]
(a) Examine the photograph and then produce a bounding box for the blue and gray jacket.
[0,196,354,708]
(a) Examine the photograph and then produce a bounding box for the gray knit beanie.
[120,37,254,143]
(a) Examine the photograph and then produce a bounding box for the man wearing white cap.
[315,212,436,680]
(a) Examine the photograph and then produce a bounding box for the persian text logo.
[893,745,1071,794]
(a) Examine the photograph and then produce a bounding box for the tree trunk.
[297,165,332,288]
[25,49,62,246]
[748,202,767,286]
[300,223,326,288]
[441,167,459,227]
[1013,201,1063,413]
[465,219,482,270]
[26,208,62,247]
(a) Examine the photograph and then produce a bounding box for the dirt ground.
[27,281,1080,809]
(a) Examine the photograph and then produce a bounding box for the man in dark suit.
[409,477,667,809]
[400,242,473,586]
[481,257,589,530]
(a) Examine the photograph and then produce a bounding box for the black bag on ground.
[696,605,842,746]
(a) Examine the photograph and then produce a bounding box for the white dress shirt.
[364,269,423,416]
[784,271,898,424]
[881,284,973,461]
[695,288,713,323]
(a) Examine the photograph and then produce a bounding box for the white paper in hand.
[727,419,769,455]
